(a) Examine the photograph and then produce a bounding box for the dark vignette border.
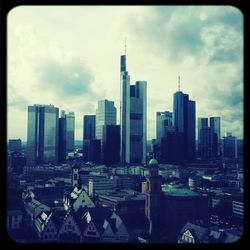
[0,0,248,249]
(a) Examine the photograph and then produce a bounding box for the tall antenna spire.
[178,76,180,91]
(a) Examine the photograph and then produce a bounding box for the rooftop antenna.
[178,76,181,91]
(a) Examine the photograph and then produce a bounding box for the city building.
[96,99,117,142]
[130,81,147,164]
[210,117,221,156]
[62,111,75,153]
[156,111,174,145]
[83,115,96,140]
[222,133,238,159]
[88,139,101,163]
[102,125,120,165]
[173,90,196,161]
[27,104,59,167]
[8,139,22,153]
[83,115,96,163]
[120,52,147,165]
[120,54,130,164]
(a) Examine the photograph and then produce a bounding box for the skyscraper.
[96,99,117,143]
[83,115,96,140]
[62,111,75,153]
[173,91,196,161]
[210,117,221,156]
[82,115,96,163]
[130,81,147,164]
[27,104,59,167]
[156,111,175,144]
[222,132,238,159]
[103,125,120,165]
[120,54,130,164]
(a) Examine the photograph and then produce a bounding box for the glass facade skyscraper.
[27,104,59,167]
[210,117,221,156]
[130,81,147,164]
[83,115,96,140]
[120,54,130,164]
[96,100,116,143]
[173,91,196,161]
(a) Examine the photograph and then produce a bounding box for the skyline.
[8,6,243,141]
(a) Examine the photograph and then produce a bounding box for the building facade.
[222,133,238,158]
[130,81,147,164]
[27,104,59,167]
[120,54,130,164]
[102,125,120,165]
[173,91,196,161]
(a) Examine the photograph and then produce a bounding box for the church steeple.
[145,158,163,241]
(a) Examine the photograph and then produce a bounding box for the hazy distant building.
[27,104,59,167]
[120,54,130,164]
[8,139,22,152]
[103,125,120,165]
[173,90,196,161]
[222,133,238,159]
[130,81,147,164]
[58,116,66,163]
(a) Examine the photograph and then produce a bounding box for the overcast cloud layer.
[7,6,243,141]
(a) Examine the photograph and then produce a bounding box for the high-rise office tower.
[83,115,96,162]
[58,116,66,163]
[58,111,75,163]
[27,104,59,167]
[61,111,75,153]
[103,125,120,165]
[222,132,238,159]
[120,54,130,164]
[83,115,96,140]
[210,117,221,156]
[130,81,147,164]
[156,111,175,144]
[173,90,196,161]
[96,99,117,143]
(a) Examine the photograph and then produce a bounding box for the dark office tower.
[161,132,185,164]
[27,104,59,167]
[210,117,221,156]
[88,139,101,163]
[83,115,96,162]
[103,125,120,165]
[156,111,174,145]
[8,139,22,152]
[130,81,147,164]
[200,127,213,159]
[222,132,238,159]
[58,117,66,163]
[61,111,75,153]
[83,115,96,140]
[198,118,209,157]
[120,54,130,164]
[173,91,196,161]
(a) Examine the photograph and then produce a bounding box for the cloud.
[38,58,95,98]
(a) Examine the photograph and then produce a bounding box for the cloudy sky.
[7,5,243,141]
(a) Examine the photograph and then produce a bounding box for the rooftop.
[162,185,199,197]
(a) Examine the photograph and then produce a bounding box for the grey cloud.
[127,6,243,64]
[38,58,96,98]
